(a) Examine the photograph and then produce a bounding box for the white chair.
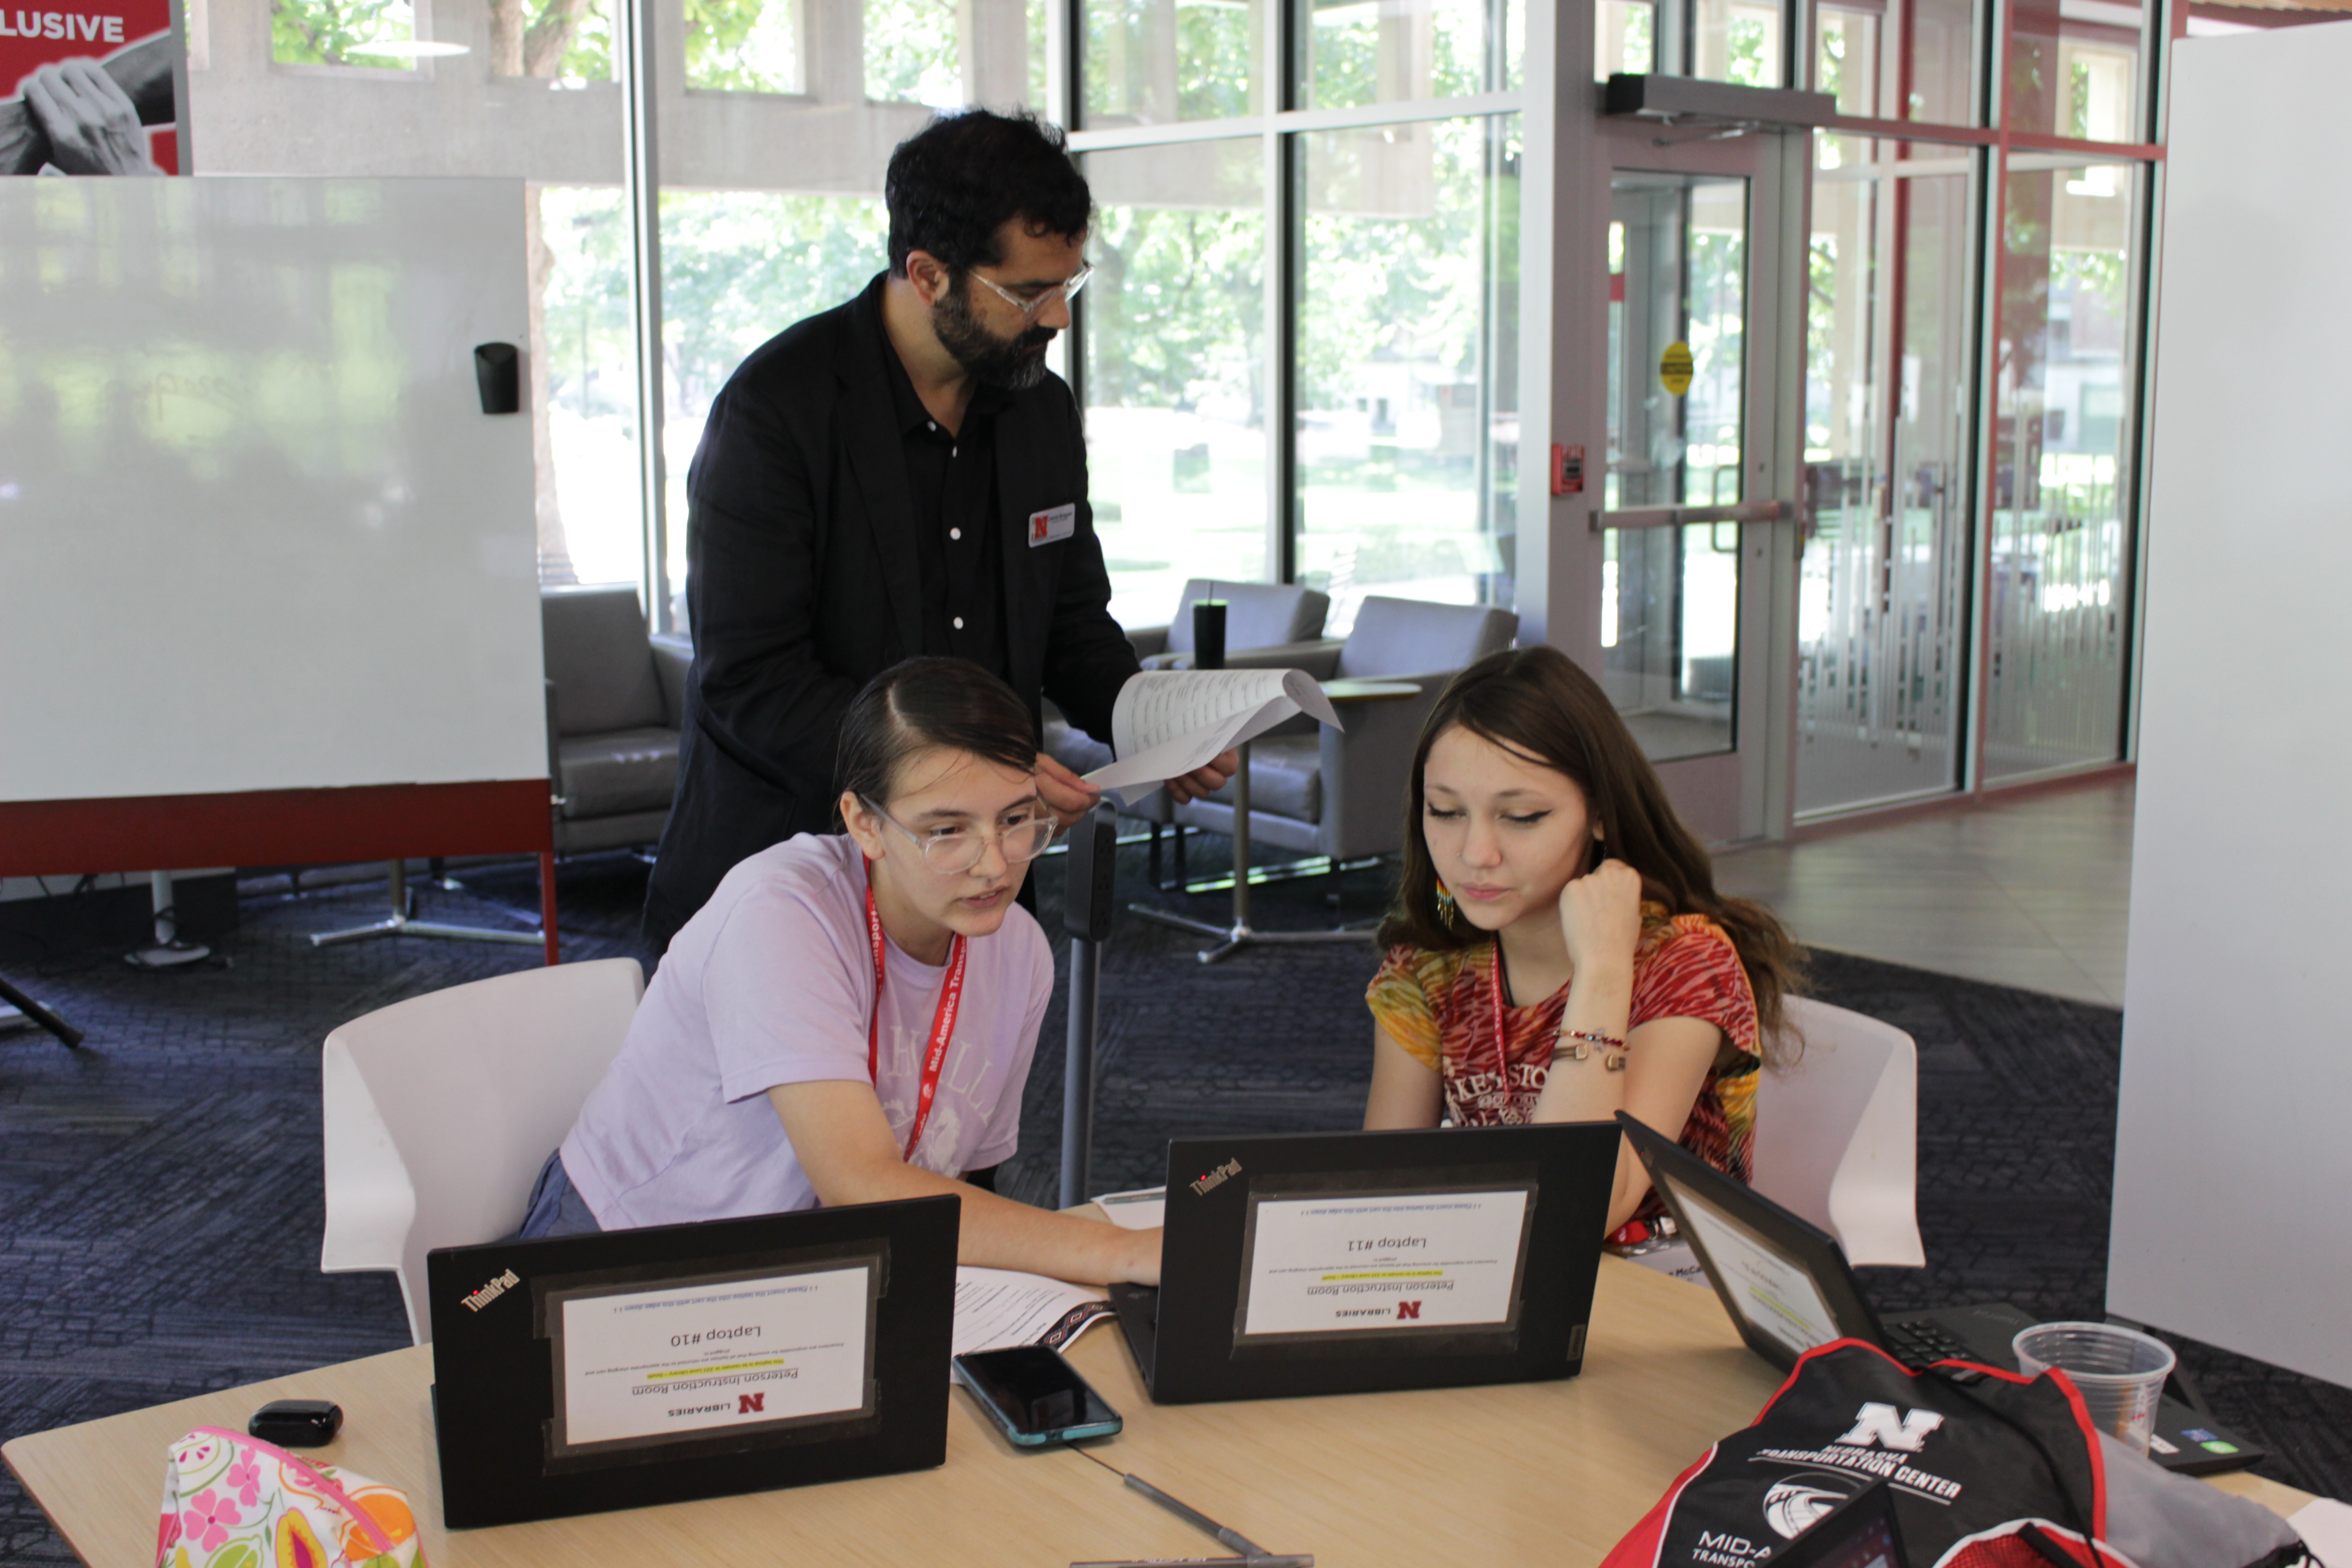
[320,957,645,1343]
[1751,995,1926,1269]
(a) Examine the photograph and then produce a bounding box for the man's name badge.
[1028,503,1076,547]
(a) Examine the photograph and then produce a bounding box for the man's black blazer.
[643,273,1137,949]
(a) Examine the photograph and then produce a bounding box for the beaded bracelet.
[1558,1029,1630,1071]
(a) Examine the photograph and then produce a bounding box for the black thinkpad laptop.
[1617,1112,2264,1477]
[1108,1124,1622,1405]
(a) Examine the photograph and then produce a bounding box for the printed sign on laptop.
[1670,1185,1843,1360]
[1235,1182,1535,1343]
[546,1259,880,1457]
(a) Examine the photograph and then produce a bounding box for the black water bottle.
[1191,598,1227,671]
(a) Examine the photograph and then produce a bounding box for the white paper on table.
[550,1264,874,1450]
[1083,669,1343,805]
[951,1266,1116,1365]
[2287,1499,2352,1563]
[1093,1186,1166,1230]
[1672,1186,1845,1358]
[1238,1190,1531,1338]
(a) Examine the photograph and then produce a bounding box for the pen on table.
[1122,1470,1269,1555]
[1071,1557,1313,1568]
[1068,1445,1303,1565]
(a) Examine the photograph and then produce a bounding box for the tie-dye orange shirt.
[1364,915,1762,1219]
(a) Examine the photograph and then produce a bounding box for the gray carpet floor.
[0,841,2343,1563]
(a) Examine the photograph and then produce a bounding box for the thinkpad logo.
[1834,1402,1946,1453]
[460,1268,520,1313]
[1189,1158,1241,1196]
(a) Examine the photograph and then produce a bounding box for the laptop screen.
[1773,1480,1908,1568]
[1668,1181,1844,1360]
[1616,1110,1886,1372]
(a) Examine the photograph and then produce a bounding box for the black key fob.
[250,1399,343,1447]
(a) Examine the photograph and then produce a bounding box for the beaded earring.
[1434,878,1459,924]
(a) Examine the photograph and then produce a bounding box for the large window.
[1071,0,1522,636]
[1083,139,1268,626]
[1983,159,2139,781]
[1796,136,1975,813]
[1297,116,1519,632]
[1086,0,1264,124]
[1793,0,2161,813]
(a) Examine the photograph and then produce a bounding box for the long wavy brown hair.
[1374,645,1805,1057]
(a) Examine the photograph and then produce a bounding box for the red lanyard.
[1488,941,1514,1087]
[863,865,967,1161]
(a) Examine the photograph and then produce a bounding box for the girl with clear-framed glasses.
[523,657,1162,1289]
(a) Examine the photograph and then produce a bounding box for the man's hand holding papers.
[1083,670,1343,807]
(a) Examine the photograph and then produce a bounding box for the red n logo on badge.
[1032,513,1050,542]
[1396,1300,1421,1320]
[738,1393,765,1414]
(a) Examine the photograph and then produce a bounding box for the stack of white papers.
[1084,670,1342,806]
[951,1267,1117,1361]
[1092,1187,1166,1230]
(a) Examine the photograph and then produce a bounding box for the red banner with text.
[2,2,181,174]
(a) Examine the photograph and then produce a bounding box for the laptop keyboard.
[1881,1319,1973,1370]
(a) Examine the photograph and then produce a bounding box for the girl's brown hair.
[836,656,1038,812]
[1374,645,1805,1054]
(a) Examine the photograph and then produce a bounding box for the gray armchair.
[1170,596,1519,862]
[542,585,689,856]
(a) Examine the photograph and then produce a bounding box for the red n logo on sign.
[1396,1300,1421,1320]
[738,1392,765,1414]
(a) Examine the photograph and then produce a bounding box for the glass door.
[1591,116,1798,843]
[1794,138,1978,815]
[1604,169,1751,764]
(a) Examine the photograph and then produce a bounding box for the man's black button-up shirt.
[876,314,1010,680]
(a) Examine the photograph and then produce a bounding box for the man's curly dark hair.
[885,110,1094,278]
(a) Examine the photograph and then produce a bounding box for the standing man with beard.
[644,109,1234,951]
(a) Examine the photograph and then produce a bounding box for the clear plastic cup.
[2011,1321,2176,1453]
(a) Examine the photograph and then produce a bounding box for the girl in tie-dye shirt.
[1362,647,1804,1241]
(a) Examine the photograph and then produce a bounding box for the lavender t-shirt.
[560,833,1053,1230]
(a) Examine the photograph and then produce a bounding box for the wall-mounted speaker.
[474,342,520,415]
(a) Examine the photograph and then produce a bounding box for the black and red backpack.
[1603,1340,2320,1568]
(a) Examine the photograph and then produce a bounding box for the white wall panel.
[0,177,544,802]
[2108,20,2352,1387]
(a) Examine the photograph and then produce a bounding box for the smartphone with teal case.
[953,1345,1123,1446]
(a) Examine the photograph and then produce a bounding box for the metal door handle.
[1590,499,1795,532]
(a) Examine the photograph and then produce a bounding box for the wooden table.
[6,1257,2312,1567]
[1132,679,1422,965]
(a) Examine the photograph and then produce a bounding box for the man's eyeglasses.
[861,796,1058,876]
[968,264,1095,322]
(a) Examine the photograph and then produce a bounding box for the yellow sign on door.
[1660,341,1694,397]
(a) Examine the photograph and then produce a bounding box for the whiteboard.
[0,177,544,803]
[2107,22,2352,1387]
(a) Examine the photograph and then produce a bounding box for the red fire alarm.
[1551,443,1585,496]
